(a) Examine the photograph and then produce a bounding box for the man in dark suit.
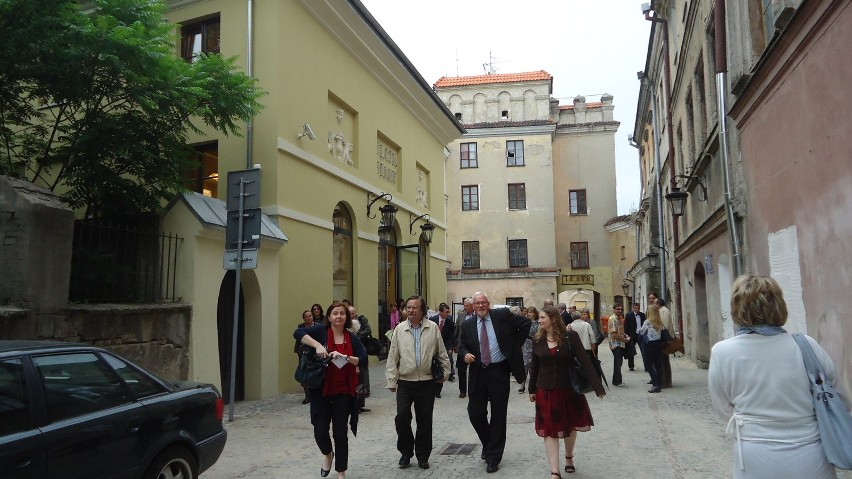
[624,302,643,371]
[454,298,475,397]
[458,292,530,473]
[429,302,455,398]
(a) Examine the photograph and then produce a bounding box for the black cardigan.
[528,329,604,396]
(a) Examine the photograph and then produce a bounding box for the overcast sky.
[359,0,652,215]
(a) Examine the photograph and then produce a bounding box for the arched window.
[333,203,353,301]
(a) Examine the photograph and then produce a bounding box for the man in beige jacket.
[386,295,450,470]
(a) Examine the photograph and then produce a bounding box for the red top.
[322,328,358,397]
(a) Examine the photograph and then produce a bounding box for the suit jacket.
[430,314,456,350]
[528,330,604,396]
[458,307,531,386]
[624,311,640,337]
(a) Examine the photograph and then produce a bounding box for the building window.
[180,16,220,62]
[569,189,587,215]
[506,140,524,166]
[184,142,218,197]
[462,241,480,269]
[501,110,509,120]
[333,204,353,302]
[570,242,590,269]
[460,143,478,168]
[621,245,626,260]
[508,239,528,268]
[508,183,526,210]
[455,112,462,121]
[461,185,479,211]
[506,297,524,307]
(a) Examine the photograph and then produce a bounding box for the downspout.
[245,0,255,169]
[647,82,667,309]
[627,135,642,302]
[646,6,683,337]
[714,0,744,276]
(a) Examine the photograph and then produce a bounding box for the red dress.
[534,347,595,438]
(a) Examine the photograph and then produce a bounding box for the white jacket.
[385,319,450,388]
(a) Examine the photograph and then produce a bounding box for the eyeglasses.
[473,301,489,306]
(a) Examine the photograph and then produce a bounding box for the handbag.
[792,333,852,469]
[295,346,329,389]
[660,327,673,343]
[431,357,444,382]
[566,340,593,395]
[663,336,684,355]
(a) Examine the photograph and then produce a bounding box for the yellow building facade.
[164,0,462,399]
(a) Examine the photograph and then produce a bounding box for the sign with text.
[376,138,398,184]
[562,274,594,286]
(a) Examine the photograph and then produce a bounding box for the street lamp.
[647,250,659,269]
[420,222,435,245]
[621,281,631,297]
[665,174,708,217]
[367,192,397,230]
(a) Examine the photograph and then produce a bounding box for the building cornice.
[556,121,620,135]
[447,268,560,281]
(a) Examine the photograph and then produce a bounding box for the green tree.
[0,0,263,218]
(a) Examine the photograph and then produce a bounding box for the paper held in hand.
[331,356,348,369]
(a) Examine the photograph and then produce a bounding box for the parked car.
[0,340,226,479]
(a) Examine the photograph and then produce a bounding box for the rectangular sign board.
[224,249,258,270]
[225,168,261,211]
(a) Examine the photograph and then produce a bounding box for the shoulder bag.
[431,356,444,382]
[566,339,593,395]
[792,333,852,469]
[295,345,329,389]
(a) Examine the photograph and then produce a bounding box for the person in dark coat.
[458,292,530,474]
[295,301,368,479]
[429,302,455,398]
[529,305,605,476]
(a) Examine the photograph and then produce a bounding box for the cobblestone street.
[202,348,850,479]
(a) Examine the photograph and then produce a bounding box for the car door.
[0,357,46,479]
[31,352,151,479]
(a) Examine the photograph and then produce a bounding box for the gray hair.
[558,302,567,310]
[463,298,473,305]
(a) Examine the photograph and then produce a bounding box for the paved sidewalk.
[201,348,849,479]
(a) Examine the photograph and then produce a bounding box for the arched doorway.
[217,270,244,403]
[378,226,398,348]
[694,262,711,365]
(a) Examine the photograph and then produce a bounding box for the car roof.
[0,340,93,355]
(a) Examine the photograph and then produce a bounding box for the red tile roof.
[434,70,552,88]
[559,102,603,110]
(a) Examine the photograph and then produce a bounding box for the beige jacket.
[385,318,450,389]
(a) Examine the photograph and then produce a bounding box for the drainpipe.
[645,5,683,337]
[714,0,744,276]
[628,135,642,302]
[647,81,667,308]
[245,0,255,169]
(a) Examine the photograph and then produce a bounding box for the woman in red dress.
[529,305,605,477]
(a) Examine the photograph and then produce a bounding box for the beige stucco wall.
[166,1,459,396]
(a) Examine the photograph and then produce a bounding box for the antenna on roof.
[482,51,507,75]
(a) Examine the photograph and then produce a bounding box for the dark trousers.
[626,340,637,369]
[611,347,625,385]
[663,354,672,387]
[457,351,468,394]
[645,340,665,389]
[309,390,353,472]
[395,380,436,461]
[467,362,510,465]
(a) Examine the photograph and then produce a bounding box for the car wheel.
[144,445,198,479]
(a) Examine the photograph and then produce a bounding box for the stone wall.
[0,303,192,381]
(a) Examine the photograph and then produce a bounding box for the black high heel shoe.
[565,456,575,473]
[320,452,334,477]
[517,387,525,393]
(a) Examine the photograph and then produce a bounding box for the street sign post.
[223,167,261,422]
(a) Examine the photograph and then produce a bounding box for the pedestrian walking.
[294,301,368,479]
[458,292,531,473]
[518,306,540,394]
[455,298,475,398]
[636,304,665,393]
[295,309,316,404]
[608,305,630,387]
[708,275,848,479]
[385,295,451,470]
[529,305,605,477]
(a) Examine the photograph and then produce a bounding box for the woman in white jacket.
[708,275,847,479]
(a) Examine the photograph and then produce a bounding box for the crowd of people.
[291,279,848,478]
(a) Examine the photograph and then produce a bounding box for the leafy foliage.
[0,0,264,218]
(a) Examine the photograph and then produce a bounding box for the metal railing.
[70,219,182,303]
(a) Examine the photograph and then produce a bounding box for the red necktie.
[480,320,491,366]
[439,318,444,331]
